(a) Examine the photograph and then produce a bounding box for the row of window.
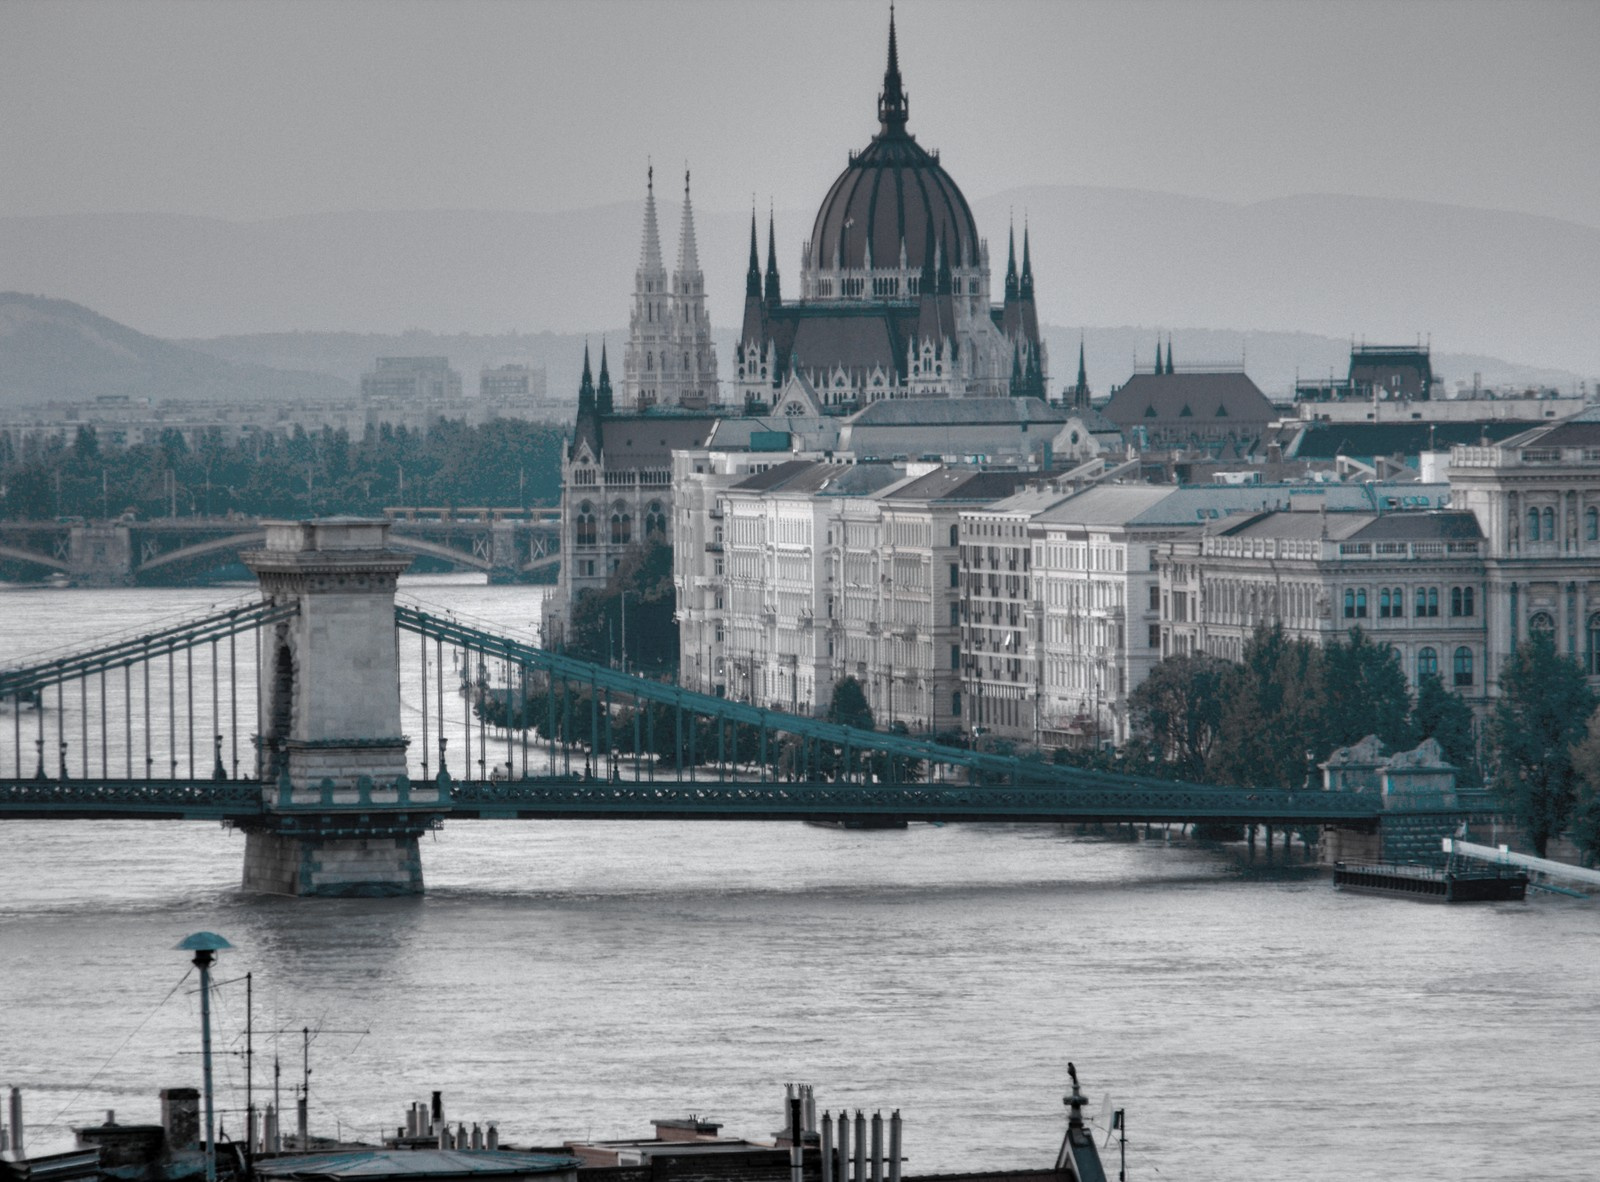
[1344,585,1476,619]
[1525,505,1600,542]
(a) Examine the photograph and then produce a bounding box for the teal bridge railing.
[0,599,1412,828]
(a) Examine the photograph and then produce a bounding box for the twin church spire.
[623,165,718,411]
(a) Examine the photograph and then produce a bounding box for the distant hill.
[1,188,1596,377]
[0,292,352,407]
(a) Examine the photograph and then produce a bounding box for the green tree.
[1567,706,1600,867]
[1207,623,1325,789]
[1127,652,1232,780]
[1322,627,1414,750]
[1490,631,1597,856]
[827,676,874,730]
[568,539,677,672]
[1411,672,1479,785]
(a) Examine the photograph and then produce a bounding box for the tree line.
[0,419,566,521]
[1114,622,1600,862]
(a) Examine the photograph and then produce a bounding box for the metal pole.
[167,650,176,777]
[888,1112,901,1182]
[230,631,238,781]
[837,1108,850,1182]
[197,957,217,1182]
[99,670,107,778]
[420,629,429,781]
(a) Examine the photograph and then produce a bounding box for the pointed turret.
[579,344,595,409]
[638,165,664,281]
[877,5,909,135]
[1020,224,1034,301]
[668,168,717,409]
[764,210,781,305]
[1004,222,1019,303]
[1070,337,1090,409]
[1165,335,1175,374]
[574,342,601,457]
[624,167,671,411]
[1154,339,1164,374]
[676,169,701,278]
[746,210,761,300]
[597,341,614,415]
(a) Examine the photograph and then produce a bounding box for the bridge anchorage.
[0,518,1486,898]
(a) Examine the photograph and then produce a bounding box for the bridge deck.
[0,776,1394,826]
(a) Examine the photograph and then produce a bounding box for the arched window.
[1427,587,1439,617]
[1390,587,1403,618]
[576,500,597,547]
[1355,588,1367,618]
[1380,588,1392,618]
[1528,507,1541,541]
[610,512,632,546]
[1453,647,1474,687]
[1451,586,1462,617]
[1588,613,1600,676]
[645,500,666,537]
[1530,611,1555,635]
[1344,589,1356,619]
[646,351,654,371]
[1543,506,1556,541]
[1588,507,1599,542]
[1418,647,1438,679]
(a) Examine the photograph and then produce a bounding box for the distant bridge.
[0,507,560,585]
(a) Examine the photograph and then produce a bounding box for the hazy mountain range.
[0,291,1582,414]
[0,184,1593,407]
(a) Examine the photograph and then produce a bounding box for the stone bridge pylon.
[240,519,441,896]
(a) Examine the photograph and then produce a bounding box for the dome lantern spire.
[878,4,909,135]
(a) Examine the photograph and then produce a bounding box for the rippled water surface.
[2,580,1597,1181]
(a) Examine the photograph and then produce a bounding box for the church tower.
[623,167,670,411]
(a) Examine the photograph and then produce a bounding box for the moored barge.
[1333,860,1528,902]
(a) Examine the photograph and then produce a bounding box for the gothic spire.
[676,168,701,277]
[1020,222,1034,300]
[746,208,761,299]
[1072,337,1090,408]
[597,340,613,415]
[937,229,953,295]
[638,165,664,279]
[1154,339,1163,374]
[1165,334,1175,374]
[578,342,595,410]
[877,4,908,135]
[1004,221,1019,302]
[764,208,782,304]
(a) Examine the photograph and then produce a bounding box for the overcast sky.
[3,0,1597,229]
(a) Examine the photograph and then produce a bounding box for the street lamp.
[175,932,233,1182]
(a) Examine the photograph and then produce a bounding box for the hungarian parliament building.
[546,12,1600,759]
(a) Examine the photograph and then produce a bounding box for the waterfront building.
[1156,509,1490,714]
[1030,485,1182,749]
[546,346,718,645]
[1449,407,1600,685]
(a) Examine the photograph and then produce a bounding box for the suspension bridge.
[0,519,1469,896]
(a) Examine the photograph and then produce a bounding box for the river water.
[1,579,1596,1181]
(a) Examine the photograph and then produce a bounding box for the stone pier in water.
[239,519,437,897]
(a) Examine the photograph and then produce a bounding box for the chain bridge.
[0,519,1470,896]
